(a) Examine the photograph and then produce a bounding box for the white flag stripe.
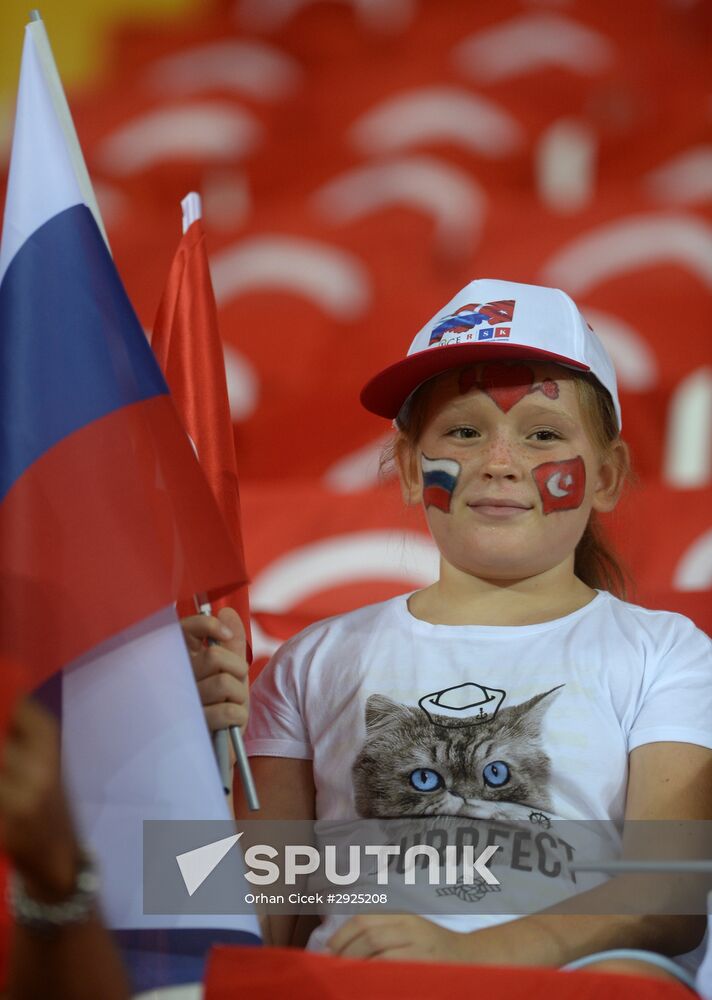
[0,26,83,287]
[421,456,461,478]
[62,606,259,936]
[28,18,110,250]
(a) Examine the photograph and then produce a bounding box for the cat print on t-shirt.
[351,682,563,823]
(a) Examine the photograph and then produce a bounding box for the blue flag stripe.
[114,927,261,993]
[423,469,457,492]
[0,204,168,501]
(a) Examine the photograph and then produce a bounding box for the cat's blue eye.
[483,760,510,787]
[409,768,443,792]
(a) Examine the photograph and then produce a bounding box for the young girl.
[199,279,712,990]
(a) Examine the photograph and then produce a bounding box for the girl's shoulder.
[268,593,411,656]
[599,591,711,655]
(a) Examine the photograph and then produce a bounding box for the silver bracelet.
[7,851,99,931]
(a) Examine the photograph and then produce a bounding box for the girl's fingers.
[203,702,248,733]
[181,613,235,651]
[216,607,247,662]
[373,945,419,962]
[181,609,248,663]
[332,925,408,959]
[181,610,250,732]
[327,915,394,956]
[326,917,361,954]
[192,643,249,683]
[196,673,247,708]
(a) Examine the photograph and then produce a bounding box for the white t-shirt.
[245,590,712,962]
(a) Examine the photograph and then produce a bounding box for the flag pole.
[179,193,258,812]
[571,860,712,874]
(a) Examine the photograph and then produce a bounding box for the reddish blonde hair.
[382,367,631,596]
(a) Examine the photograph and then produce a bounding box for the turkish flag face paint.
[532,456,586,514]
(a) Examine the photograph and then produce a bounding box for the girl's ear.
[394,436,423,506]
[592,439,630,513]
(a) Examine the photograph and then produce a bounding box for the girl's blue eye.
[409,768,444,792]
[483,761,510,787]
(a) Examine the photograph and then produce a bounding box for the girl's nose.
[479,434,521,480]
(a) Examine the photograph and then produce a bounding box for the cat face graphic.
[352,687,562,822]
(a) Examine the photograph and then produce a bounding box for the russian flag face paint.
[421,454,461,513]
[532,456,586,514]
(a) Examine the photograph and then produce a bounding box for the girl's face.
[399,362,623,584]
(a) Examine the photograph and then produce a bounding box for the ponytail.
[574,514,629,598]
[572,375,632,598]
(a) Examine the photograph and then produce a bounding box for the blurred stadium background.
[2,0,710,671]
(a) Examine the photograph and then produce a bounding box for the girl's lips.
[468,501,532,518]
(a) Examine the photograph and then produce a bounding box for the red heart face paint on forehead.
[532,456,586,514]
[480,363,534,412]
[457,366,479,396]
[458,364,560,411]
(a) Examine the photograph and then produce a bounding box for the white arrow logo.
[176,832,243,896]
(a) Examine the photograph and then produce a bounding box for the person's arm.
[234,755,316,948]
[466,740,710,965]
[328,741,712,963]
[0,699,130,1000]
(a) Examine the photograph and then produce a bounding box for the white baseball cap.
[360,278,621,429]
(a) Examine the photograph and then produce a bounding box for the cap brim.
[360,343,590,419]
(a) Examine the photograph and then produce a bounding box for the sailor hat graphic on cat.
[418,682,506,728]
[360,277,621,430]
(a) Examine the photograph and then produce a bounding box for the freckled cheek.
[433,443,530,480]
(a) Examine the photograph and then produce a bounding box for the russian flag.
[0,19,260,992]
[0,20,245,689]
[422,455,460,513]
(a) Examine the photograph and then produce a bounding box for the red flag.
[152,195,252,659]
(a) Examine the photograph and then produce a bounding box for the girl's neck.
[408,560,599,627]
